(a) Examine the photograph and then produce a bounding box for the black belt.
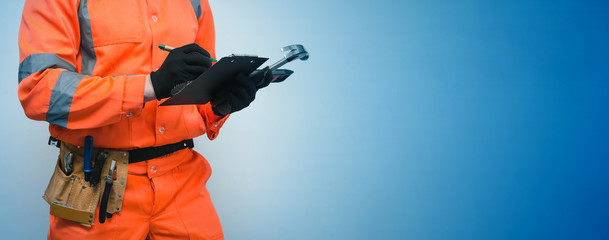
[128,139,194,163]
[49,137,194,163]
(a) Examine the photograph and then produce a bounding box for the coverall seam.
[149,175,159,218]
[144,0,155,74]
[127,117,133,150]
[170,166,193,239]
[94,40,143,47]
[180,107,193,139]
[110,209,119,240]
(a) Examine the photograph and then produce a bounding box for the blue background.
[2,0,609,239]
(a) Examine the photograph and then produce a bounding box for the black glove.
[211,67,273,116]
[253,66,273,89]
[150,43,212,100]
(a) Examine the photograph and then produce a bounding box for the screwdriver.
[83,136,93,182]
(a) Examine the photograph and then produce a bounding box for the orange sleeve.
[18,0,145,130]
[194,0,229,140]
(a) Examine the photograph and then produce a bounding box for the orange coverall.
[18,0,226,239]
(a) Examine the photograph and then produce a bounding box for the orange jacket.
[18,0,228,149]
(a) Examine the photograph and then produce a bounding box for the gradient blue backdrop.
[2,0,609,239]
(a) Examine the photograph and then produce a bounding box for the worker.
[18,0,271,239]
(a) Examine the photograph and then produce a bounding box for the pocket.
[43,158,76,206]
[195,150,212,185]
[87,1,146,46]
[105,155,129,215]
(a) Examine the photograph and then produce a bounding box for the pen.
[159,44,218,62]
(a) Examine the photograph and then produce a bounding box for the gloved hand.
[211,67,273,116]
[253,66,273,89]
[150,43,212,100]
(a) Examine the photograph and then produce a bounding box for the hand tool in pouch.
[89,151,108,187]
[98,160,116,224]
[62,152,74,175]
[83,136,93,181]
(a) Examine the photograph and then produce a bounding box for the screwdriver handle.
[83,136,93,181]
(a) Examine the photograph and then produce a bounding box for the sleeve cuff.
[202,103,229,140]
[121,74,146,118]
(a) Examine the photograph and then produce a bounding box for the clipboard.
[160,55,268,106]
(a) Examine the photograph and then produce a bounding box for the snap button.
[150,165,157,173]
[151,15,158,22]
[125,112,133,118]
[158,126,165,134]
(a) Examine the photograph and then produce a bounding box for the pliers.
[98,160,116,224]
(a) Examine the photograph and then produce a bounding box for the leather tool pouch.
[42,141,129,226]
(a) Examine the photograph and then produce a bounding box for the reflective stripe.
[78,0,96,76]
[18,53,76,83]
[47,71,85,128]
[190,0,202,19]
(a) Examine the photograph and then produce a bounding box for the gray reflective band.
[47,71,85,128]
[190,0,202,19]
[18,53,76,83]
[78,0,96,76]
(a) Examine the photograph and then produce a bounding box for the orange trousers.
[48,148,224,240]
